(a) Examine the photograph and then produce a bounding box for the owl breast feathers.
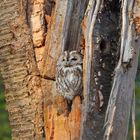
[56,51,83,100]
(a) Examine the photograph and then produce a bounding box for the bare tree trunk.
[0,0,44,139]
[0,0,140,140]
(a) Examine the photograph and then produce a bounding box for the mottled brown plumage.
[56,51,83,112]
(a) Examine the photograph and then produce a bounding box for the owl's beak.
[65,62,71,67]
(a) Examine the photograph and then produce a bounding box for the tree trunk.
[0,0,44,139]
[104,0,140,140]
[80,1,120,139]
[0,0,140,140]
[42,1,88,139]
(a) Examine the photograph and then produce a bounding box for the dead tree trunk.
[0,0,140,140]
[80,1,121,140]
[42,1,88,139]
[104,0,140,140]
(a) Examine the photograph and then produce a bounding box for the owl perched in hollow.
[56,51,83,112]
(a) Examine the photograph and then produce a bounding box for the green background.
[0,71,140,140]
[0,78,11,140]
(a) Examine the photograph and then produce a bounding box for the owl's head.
[57,51,83,67]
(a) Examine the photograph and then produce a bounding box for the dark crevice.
[24,0,31,28]
[93,0,121,113]
[99,39,106,52]
[44,0,56,31]
[44,0,56,16]
[39,75,55,81]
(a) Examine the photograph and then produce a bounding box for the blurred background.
[0,67,140,140]
[0,77,11,140]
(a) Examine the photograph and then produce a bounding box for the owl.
[56,50,83,112]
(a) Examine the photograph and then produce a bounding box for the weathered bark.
[81,1,120,139]
[42,0,89,140]
[0,0,44,139]
[104,0,140,140]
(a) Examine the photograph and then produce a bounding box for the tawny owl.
[56,50,83,111]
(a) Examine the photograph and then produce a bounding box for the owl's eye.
[62,58,65,61]
[71,58,77,61]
